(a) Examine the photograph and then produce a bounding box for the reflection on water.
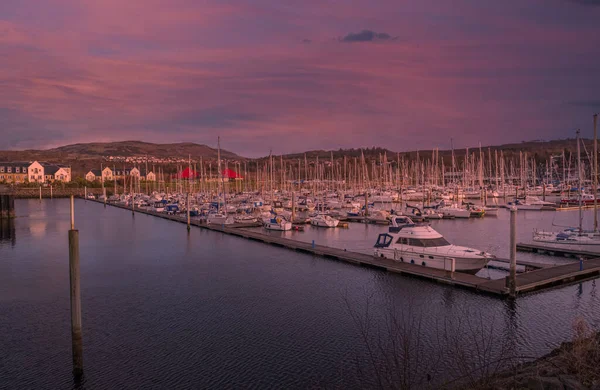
[0,218,15,246]
[2,199,600,389]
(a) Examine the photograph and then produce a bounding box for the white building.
[28,161,44,183]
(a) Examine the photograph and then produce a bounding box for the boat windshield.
[396,237,451,247]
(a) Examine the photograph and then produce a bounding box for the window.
[7,167,11,173]
[395,237,450,247]
[15,167,20,173]
[0,167,4,173]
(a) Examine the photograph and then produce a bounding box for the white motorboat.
[311,213,340,228]
[207,212,227,225]
[264,216,292,231]
[438,203,471,218]
[482,206,499,216]
[374,216,493,274]
[507,196,556,211]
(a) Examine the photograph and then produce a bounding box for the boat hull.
[374,247,490,274]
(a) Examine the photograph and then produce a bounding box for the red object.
[173,167,199,179]
[222,169,242,179]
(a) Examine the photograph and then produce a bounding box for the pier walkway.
[86,199,600,298]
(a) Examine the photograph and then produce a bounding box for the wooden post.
[50,185,53,199]
[103,188,106,208]
[186,193,191,232]
[508,206,517,298]
[131,193,135,216]
[68,196,83,377]
[39,186,42,201]
[542,183,546,201]
[364,192,369,218]
[84,186,87,201]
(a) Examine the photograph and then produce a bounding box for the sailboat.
[533,126,600,246]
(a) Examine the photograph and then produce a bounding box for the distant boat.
[264,216,292,231]
[311,213,339,228]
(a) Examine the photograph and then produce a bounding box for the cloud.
[339,30,397,43]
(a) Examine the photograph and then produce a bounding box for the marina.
[87,197,600,297]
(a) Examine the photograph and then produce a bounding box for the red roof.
[172,167,199,179]
[222,169,242,179]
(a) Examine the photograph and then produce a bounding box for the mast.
[594,113,598,232]
[577,129,582,234]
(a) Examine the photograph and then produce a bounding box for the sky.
[1,0,599,157]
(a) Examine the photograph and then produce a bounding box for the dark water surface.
[2,199,600,389]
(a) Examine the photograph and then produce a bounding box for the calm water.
[2,199,600,389]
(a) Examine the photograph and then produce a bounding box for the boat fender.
[410,259,414,264]
[422,261,426,266]
[400,257,404,262]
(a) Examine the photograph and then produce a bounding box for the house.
[0,162,30,183]
[44,165,60,182]
[27,161,45,183]
[56,165,72,182]
[102,167,113,181]
[42,165,71,182]
[85,169,102,181]
[146,171,156,181]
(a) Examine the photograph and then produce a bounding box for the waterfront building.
[85,169,102,181]
[0,162,30,183]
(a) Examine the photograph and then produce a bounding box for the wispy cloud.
[339,30,397,42]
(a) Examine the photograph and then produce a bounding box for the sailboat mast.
[577,129,582,234]
[594,113,598,232]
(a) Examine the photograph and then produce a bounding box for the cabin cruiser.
[374,216,493,274]
[207,212,227,225]
[264,216,292,231]
[311,213,340,228]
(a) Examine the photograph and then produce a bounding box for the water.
[2,199,600,389]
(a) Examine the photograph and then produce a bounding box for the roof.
[0,162,30,168]
[88,169,102,176]
[44,165,60,175]
[222,168,242,179]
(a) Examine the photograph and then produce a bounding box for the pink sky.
[1,0,599,156]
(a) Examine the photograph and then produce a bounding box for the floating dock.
[87,199,600,298]
[517,242,600,259]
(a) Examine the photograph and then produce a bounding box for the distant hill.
[0,141,241,161]
[0,141,243,176]
[269,139,586,163]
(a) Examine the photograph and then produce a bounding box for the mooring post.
[84,186,87,201]
[39,186,42,201]
[291,191,296,223]
[131,194,135,217]
[68,195,83,377]
[103,188,106,208]
[186,193,191,232]
[508,206,517,298]
[50,185,53,200]
[364,192,369,219]
[0,195,6,219]
[542,183,546,201]
[9,195,14,218]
